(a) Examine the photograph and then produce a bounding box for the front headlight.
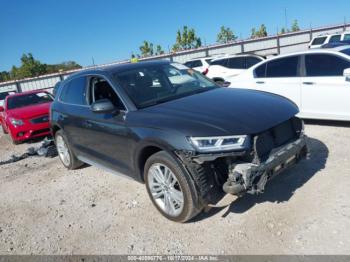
[10,118,24,127]
[189,135,248,152]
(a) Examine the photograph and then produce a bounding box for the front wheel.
[55,130,83,170]
[144,151,203,222]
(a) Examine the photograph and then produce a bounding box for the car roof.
[211,53,263,62]
[262,47,350,60]
[7,89,48,98]
[66,60,170,80]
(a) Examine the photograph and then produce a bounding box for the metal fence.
[1,22,350,94]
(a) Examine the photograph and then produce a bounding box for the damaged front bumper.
[223,136,308,195]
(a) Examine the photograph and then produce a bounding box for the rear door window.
[311,37,327,45]
[184,61,193,68]
[227,57,245,69]
[329,35,341,43]
[210,59,228,67]
[343,34,350,41]
[265,56,299,77]
[191,60,203,67]
[60,77,87,105]
[245,56,262,68]
[305,54,350,77]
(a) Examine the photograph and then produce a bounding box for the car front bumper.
[8,121,51,142]
[223,136,308,195]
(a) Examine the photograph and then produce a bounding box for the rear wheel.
[144,151,203,222]
[55,130,83,170]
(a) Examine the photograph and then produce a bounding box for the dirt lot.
[0,122,350,255]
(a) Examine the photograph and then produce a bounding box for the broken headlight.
[189,135,247,152]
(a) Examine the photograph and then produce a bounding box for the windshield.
[7,92,53,110]
[0,92,10,100]
[340,48,350,57]
[114,63,218,108]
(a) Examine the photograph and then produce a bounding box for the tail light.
[202,68,209,75]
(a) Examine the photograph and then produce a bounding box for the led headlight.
[189,135,248,152]
[10,118,24,127]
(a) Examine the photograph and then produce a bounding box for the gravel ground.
[0,122,350,255]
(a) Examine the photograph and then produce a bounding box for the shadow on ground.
[192,137,328,222]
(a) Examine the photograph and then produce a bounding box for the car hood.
[6,102,51,120]
[127,88,299,136]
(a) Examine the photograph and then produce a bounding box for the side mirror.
[343,68,350,81]
[91,99,116,114]
[0,106,4,112]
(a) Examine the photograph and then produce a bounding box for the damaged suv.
[51,60,308,222]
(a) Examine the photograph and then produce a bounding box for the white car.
[183,57,213,74]
[0,91,15,107]
[228,46,350,121]
[308,32,350,49]
[206,54,264,84]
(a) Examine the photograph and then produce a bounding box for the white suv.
[308,32,350,49]
[206,54,264,84]
[228,46,350,121]
[183,57,213,74]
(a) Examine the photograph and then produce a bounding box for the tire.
[144,151,203,222]
[55,130,83,170]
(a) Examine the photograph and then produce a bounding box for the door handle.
[302,81,314,85]
[256,81,265,84]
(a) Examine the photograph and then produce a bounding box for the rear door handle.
[302,81,314,85]
[256,81,265,84]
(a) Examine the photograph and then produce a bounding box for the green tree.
[139,41,153,57]
[251,24,268,38]
[217,26,237,43]
[291,19,300,32]
[172,26,202,51]
[155,45,164,55]
[251,27,257,38]
[0,53,82,83]
[279,27,286,35]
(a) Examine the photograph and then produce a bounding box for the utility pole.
[284,8,288,30]
[92,57,95,67]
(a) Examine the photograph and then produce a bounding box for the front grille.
[31,128,50,136]
[253,117,303,163]
[30,115,49,124]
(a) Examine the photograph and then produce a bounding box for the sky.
[1,0,349,71]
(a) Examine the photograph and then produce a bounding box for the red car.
[0,90,53,144]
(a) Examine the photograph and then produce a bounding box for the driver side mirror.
[0,106,4,112]
[91,99,117,114]
[343,68,350,82]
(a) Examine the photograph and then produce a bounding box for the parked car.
[308,32,350,49]
[0,91,15,107]
[51,60,307,222]
[0,90,53,144]
[206,54,264,84]
[228,46,350,121]
[183,57,213,74]
[321,39,350,48]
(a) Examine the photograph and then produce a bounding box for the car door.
[58,76,90,150]
[247,55,302,107]
[78,75,133,174]
[300,53,350,120]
